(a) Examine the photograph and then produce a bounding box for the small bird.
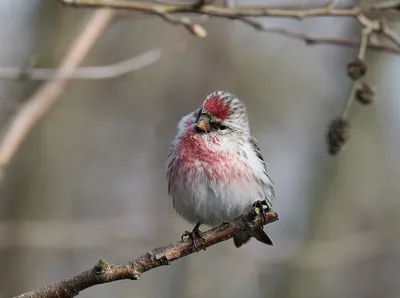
[167,91,274,249]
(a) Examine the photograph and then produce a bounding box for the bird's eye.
[218,124,228,131]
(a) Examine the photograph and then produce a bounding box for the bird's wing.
[166,144,175,195]
[248,134,275,201]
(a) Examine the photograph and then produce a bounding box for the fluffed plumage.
[167,91,274,248]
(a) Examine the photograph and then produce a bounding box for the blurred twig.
[60,0,400,54]
[13,209,279,298]
[61,0,400,18]
[379,19,400,48]
[0,9,115,171]
[326,15,381,155]
[155,11,208,37]
[0,44,186,81]
[237,18,400,54]
[341,16,374,119]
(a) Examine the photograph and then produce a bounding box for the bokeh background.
[1,0,400,297]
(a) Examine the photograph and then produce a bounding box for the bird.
[167,91,274,249]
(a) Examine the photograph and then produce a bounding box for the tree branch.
[326,14,378,155]
[341,18,373,119]
[60,0,400,55]
[13,209,278,298]
[237,18,400,54]
[380,20,400,49]
[0,44,186,81]
[61,0,400,18]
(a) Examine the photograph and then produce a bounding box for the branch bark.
[61,0,400,18]
[13,209,278,298]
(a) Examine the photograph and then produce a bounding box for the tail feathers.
[252,227,273,246]
[233,228,273,248]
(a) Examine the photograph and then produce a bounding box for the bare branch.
[237,18,400,54]
[0,44,186,81]
[327,15,378,155]
[342,17,374,119]
[60,0,400,55]
[0,10,115,171]
[368,0,400,10]
[61,0,400,18]
[13,209,279,298]
[380,20,400,49]
[154,10,208,37]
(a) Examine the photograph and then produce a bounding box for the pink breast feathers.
[203,96,230,121]
[174,126,251,184]
[177,128,223,165]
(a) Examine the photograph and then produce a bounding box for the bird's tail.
[233,228,273,248]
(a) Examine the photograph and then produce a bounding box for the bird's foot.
[253,200,271,226]
[181,222,205,252]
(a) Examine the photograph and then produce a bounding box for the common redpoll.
[167,91,274,249]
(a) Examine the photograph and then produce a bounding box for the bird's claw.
[181,225,205,252]
[253,200,271,226]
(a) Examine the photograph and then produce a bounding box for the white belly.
[170,160,265,226]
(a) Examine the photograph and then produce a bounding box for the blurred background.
[1,0,400,297]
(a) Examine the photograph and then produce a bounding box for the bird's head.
[193,91,250,138]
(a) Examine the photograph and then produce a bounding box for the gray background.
[1,1,400,298]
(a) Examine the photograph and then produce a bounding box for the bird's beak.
[195,116,210,133]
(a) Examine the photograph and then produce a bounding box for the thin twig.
[342,23,372,119]
[0,44,186,81]
[237,18,400,54]
[61,0,400,46]
[326,15,377,155]
[13,209,279,298]
[154,10,208,37]
[0,10,115,171]
[61,0,400,18]
[368,0,400,10]
[381,21,400,49]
